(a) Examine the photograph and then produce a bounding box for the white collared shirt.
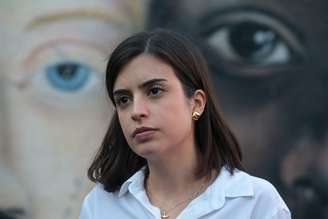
[80,167,291,219]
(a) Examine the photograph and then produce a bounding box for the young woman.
[80,29,291,219]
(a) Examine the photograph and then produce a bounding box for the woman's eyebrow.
[113,89,131,97]
[138,78,167,89]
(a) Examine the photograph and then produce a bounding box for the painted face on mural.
[148,0,328,218]
[0,0,147,218]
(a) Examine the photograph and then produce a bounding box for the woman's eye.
[46,62,90,92]
[116,96,130,106]
[148,86,163,96]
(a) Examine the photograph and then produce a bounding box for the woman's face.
[0,0,147,218]
[113,54,195,159]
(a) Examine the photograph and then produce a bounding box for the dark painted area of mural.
[0,209,23,219]
[148,0,328,218]
[0,212,14,219]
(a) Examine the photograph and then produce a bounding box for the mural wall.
[1,0,327,218]
[0,0,147,218]
[148,1,328,218]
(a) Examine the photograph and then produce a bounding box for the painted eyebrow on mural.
[25,8,133,31]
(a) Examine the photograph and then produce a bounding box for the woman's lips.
[135,130,156,142]
[132,127,158,142]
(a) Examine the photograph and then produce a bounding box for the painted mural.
[1,0,327,218]
[0,0,147,218]
[148,1,328,218]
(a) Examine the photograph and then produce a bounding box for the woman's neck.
[144,152,216,219]
[145,141,205,200]
[147,160,198,194]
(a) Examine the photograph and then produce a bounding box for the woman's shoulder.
[81,184,118,210]
[234,170,291,217]
[215,168,290,218]
[243,171,284,202]
[84,183,117,203]
[80,184,118,219]
[222,169,280,196]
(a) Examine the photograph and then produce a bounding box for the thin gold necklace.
[159,193,199,219]
[146,180,206,219]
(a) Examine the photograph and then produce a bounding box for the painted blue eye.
[46,62,90,92]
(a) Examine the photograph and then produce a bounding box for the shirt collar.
[118,166,254,201]
[195,166,254,211]
[118,167,146,198]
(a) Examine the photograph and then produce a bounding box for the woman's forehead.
[113,54,177,89]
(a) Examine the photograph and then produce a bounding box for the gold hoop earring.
[192,112,201,121]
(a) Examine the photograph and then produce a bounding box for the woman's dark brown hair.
[88,29,243,192]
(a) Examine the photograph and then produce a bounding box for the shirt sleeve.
[80,193,93,219]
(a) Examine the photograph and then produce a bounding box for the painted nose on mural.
[282,106,328,219]
[291,166,328,218]
[298,80,328,207]
[289,134,328,218]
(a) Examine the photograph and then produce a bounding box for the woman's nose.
[130,96,149,121]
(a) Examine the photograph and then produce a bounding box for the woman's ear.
[192,89,206,114]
